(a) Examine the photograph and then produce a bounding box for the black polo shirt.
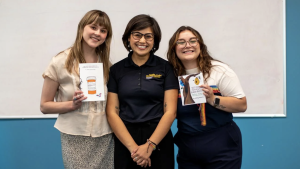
[107,51,178,123]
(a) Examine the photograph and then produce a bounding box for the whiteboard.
[0,0,285,118]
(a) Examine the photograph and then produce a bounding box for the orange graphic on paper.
[87,76,96,94]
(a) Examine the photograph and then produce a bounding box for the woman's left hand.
[200,84,215,105]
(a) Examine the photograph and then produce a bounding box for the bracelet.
[147,139,160,151]
[147,140,156,150]
[146,139,155,153]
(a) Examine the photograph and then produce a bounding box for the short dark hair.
[122,14,161,53]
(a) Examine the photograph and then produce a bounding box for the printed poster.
[178,73,206,106]
[79,63,105,102]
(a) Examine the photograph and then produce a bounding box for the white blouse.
[42,48,112,137]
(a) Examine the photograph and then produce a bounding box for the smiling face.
[128,27,154,58]
[175,30,201,69]
[82,23,108,50]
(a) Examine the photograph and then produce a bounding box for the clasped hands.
[131,143,154,168]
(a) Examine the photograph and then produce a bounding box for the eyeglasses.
[131,32,154,41]
[176,38,199,48]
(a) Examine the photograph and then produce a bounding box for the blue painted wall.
[1,0,299,168]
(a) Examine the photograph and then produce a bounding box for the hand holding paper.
[72,90,87,109]
[79,63,105,102]
[178,73,206,106]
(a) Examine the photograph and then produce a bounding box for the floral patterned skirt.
[61,132,114,169]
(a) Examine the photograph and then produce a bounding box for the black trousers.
[174,121,242,169]
[114,121,174,169]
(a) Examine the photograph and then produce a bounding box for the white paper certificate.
[178,73,206,106]
[79,63,105,102]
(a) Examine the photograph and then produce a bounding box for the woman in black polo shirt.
[106,15,178,169]
[167,26,247,169]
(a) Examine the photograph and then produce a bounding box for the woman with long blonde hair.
[40,10,114,169]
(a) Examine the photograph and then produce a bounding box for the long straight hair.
[65,10,112,82]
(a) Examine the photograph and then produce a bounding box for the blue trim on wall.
[0,119,63,169]
[1,0,300,168]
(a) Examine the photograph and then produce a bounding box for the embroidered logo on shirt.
[146,74,162,79]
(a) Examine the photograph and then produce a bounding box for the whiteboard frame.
[234,0,286,118]
[0,0,286,119]
[0,115,58,119]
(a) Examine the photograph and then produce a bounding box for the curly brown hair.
[167,26,218,82]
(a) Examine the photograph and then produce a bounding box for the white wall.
[0,0,285,118]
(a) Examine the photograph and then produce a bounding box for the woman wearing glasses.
[106,14,178,169]
[167,26,247,169]
[40,10,114,169]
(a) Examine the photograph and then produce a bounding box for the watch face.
[214,97,220,105]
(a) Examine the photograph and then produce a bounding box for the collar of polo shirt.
[124,51,156,67]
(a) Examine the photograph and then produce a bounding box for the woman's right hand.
[131,143,154,168]
[132,148,151,168]
[72,91,87,110]
[135,158,151,168]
